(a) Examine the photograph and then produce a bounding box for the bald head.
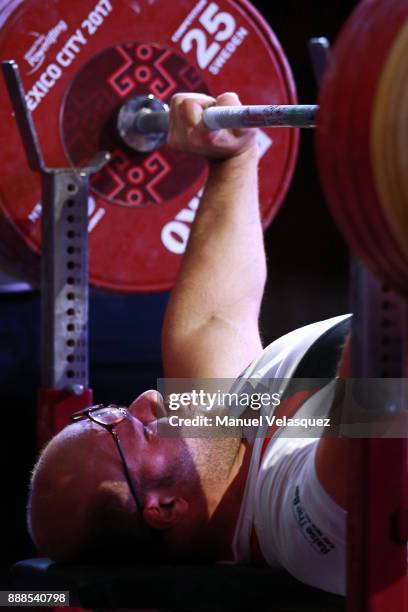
[27,404,208,562]
[27,391,245,563]
[28,420,145,561]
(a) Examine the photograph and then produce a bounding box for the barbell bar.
[117,94,317,152]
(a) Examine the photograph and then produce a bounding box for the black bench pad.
[11,558,345,610]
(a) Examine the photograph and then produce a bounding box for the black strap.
[284,316,351,396]
[294,316,351,378]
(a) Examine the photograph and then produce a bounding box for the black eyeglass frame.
[71,404,144,513]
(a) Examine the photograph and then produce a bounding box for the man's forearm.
[162,92,266,377]
[164,146,266,337]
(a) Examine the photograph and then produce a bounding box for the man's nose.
[128,390,166,422]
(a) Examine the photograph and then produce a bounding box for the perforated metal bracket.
[350,260,406,379]
[2,60,109,391]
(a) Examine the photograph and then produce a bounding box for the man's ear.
[143,492,189,529]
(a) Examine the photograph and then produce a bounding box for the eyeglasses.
[71,404,143,513]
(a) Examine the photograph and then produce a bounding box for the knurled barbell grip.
[135,104,318,134]
[203,104,317,129]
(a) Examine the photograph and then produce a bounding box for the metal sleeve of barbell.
[134,108,171,134]
[134,104,318,134]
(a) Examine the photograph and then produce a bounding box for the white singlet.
[231,315,350,595]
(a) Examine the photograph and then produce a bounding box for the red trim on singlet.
[249,388,320,564]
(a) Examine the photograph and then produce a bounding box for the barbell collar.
[117,94,170,152]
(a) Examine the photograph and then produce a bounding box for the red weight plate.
[372,22,408,260]
[316,2,384,279]
[348,0,408,292]
[318,0,404,290]
[338,0,408,289]
[329,0,408,293]
[317,0,408,294]
[0,0,42,283]
[0,0,298,292]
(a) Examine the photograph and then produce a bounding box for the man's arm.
[162,92,266,378]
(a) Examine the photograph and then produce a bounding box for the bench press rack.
[3,35,408,610]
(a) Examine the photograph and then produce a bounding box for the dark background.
[1,0,357,586]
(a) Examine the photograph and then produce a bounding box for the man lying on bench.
[28,92,349,596]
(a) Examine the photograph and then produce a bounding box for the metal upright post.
[2,60,109,447]
[348,261,408,612]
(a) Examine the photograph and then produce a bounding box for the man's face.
[108,389,184,500]
[92,390,208,557]
[28,388,196,560]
